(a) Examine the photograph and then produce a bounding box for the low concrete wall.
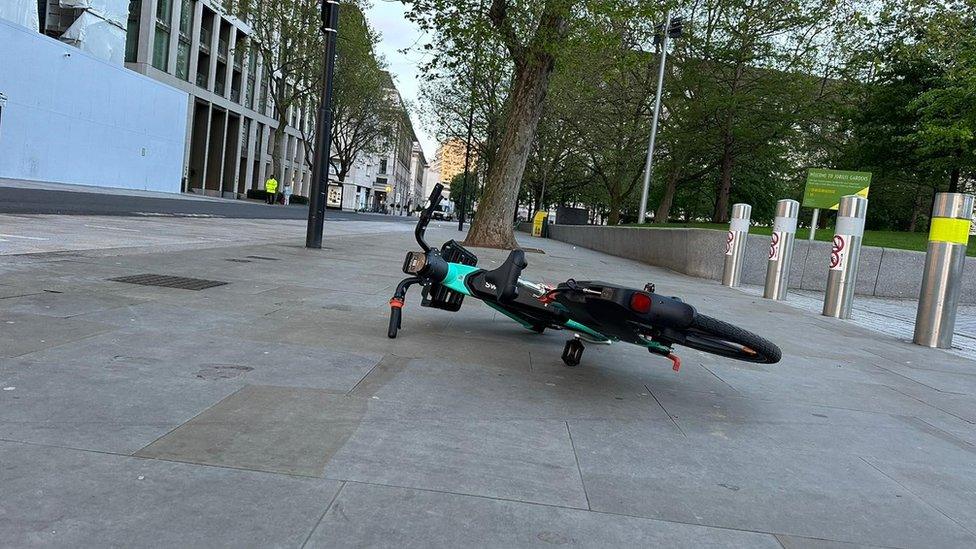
[527,225,975,304]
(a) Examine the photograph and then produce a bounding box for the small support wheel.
[561,337,584,367]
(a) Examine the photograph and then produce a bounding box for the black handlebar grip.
[388,307,401,338]
[427,183,444,210]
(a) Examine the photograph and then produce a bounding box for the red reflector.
[630,292,652,313]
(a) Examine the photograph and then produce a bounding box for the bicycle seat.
[481,249,527,303]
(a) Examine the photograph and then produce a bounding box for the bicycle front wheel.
[679,314,781,364]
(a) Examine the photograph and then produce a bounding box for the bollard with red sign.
[823,195,868,319]
[763,199,800,300]
[722,204,752,287]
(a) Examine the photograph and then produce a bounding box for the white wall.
[0,18,187,193]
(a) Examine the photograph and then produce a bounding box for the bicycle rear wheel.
[679,314,781,364]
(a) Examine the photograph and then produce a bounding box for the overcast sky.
[363,0,437,159]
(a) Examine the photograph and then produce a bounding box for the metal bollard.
[913,193,974,348]
[823,195,868,319]
[722,203,751,287]
[764,199,800,300]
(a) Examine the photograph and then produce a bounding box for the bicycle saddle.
[481,249,527,303]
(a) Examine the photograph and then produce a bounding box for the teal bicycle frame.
[437,261,674,355]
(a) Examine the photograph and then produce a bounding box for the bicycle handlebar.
[415,183,444,252]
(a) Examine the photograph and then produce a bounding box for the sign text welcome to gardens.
[802,169,872,210]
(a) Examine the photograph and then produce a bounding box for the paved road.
[0,185,401,222]
[3,224,976,547]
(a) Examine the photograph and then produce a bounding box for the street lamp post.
[457,0,486,232]
[306,0,340,249]
[637,12,681,225]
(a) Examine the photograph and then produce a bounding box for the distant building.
[4,1,427,205]
[435,139,473,187]
[409,142,428,211]
[368,72,424,215]
[26,0,315,198]
[0,10,186,192]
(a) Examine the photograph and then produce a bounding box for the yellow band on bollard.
[929,217,971,245]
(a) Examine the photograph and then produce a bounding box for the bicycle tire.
[679,314,781,364]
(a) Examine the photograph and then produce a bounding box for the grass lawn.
[622,222,975,257]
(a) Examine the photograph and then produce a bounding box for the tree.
[905,2,976,194]
[237,0,323,185]
[419,40,510,201]
[408,0,665,246]
[299,4,396,184]
[833,0,975,231]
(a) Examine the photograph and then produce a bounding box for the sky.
[363,0,438,160]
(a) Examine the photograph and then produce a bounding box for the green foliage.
[328,4,398,181]
[449,170,481,206]
[413,0,975,232]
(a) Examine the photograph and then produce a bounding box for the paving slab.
[567,419,976,547]
[136,385,367,477]
[323,416,589,508]
[306,482,782,548]
[0,311,115,359]
[0,290,147,318]
[0,329,379,453]
[0,440,340,548]
[861,457,976,535]
[358,356,672,421]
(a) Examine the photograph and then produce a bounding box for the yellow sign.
[385,185,392,193]
[532,211,548,237]
[929,217,971,245]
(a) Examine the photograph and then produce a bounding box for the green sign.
[802,168,872,210]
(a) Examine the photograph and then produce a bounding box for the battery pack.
[422,240,478,312]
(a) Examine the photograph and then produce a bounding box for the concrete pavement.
[2,217,976,548]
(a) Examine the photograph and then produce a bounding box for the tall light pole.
[637,12,681,224]
[457,0,485,232]
[306,0,340,249]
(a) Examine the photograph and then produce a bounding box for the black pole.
[306,1,340,249]
[456,98,476,231]
[456,0,485,232]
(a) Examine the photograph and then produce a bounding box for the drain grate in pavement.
[225,258,253,263]
[246,255,280,261]
[109,274,228,291]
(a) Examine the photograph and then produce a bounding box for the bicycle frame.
[389,182,692,369]
[435,260,613,343]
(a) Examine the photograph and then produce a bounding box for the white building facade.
[0,15,186,192]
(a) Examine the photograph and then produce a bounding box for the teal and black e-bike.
[389,184,781,369]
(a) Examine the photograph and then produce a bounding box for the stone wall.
[521,224,975,304]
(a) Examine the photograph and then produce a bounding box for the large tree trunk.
[465,12,566,249]
[908,183,926,232]
[654,169,681,223]
[712,137,734,223]
[271,116,288,186]
[948,148,961,193]
[606,188,622,225]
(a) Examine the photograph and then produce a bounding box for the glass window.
[152,28,170,71]
[176,40,191,80]
[156,0,173,21]
[124,0,142,63]
[179,0,193,36]
[380,159,388,174]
